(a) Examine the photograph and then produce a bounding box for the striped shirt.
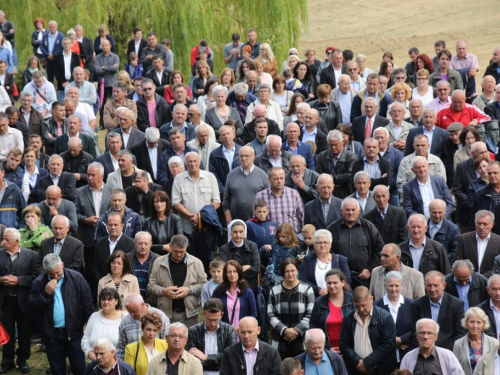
[254,187,304,233]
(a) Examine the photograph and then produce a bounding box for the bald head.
[254,104,267,119]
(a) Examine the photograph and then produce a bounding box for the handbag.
[0,322,10,345]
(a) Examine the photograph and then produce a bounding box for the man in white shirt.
[0,112,23,162]
[66,86,97,134]
[346,61,366,92]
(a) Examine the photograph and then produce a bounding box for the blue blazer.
[282,141,315,170]
[404,126,449,158]
[211,286,257,324]
[374,295,414,359]
[299,252,351,297]
[402,175,453,219]
[27,167,49,205]
[40,31,64,58]
[426,218,461,262]
[159,122,196,143]
[209,144,242,194]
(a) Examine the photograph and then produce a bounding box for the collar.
[377,205,388,215]
[355,191,368,200]
[454,275,472,286]
[354,308,373,321]
[476,233,491,242]
[409,238,426,249]
[109,234,122,244]
[429,295,444,307]
[223,144,236,152]
[383,293,404,307]
[240,165,255,174]
[423,126,435,133]
[320,195,332,204]
[242,340,259,353]
[363,155,379,163]
[204,323,219,333]
[417,177,431,186]
[429,220,443,230]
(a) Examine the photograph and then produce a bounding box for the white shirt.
[409,238,426,271]
[156,70,164,85]
[383,294,404,362]
[495,351,500,375]
[91,184,104,217]
[476,233,491,273]
[51,173,61,186]
[110,154,119,171]
[134,40,141,56]
[268,154,282,167]
[122,131,130,149]
[333,66,342,84]
[302,127,317,143]
[491,300,500,339]
[423,126,435,147]
[147,144,158,179]
[108,234,122,254]
[76,102,96,134]
[315,259,330,289]
[63,51,72,80]
[417,178,434,218]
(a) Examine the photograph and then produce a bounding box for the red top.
[436,103,490,129]
[326,300,343,348]
[163,85,194,105]
[71,41,84,68]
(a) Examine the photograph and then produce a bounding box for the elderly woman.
[192,59,216,99]
[309,84,342,132]
[356,54,374,78]
[454,126,481,170]
[31,18,46,58]
[387,83,411,121]
[197,77,219,120]
[281,47,299,73]
[337,124,364,160]
[299,229,351,297]
[93,24,116,55]
[309,269,354,353]
[268,257,315,359]
[259,43,278,77]
[19,205,53,252]
[412,69,434,108]
[245,84,284,130]
[468,156,491,217]
[374,271,414,364]
[453,307,499,375]
[271,75,294,115]
[67,28,86,67]
[205,84,243,137]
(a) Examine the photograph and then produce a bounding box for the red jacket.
[436,103,490,129]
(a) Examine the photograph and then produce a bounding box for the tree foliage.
[6,0,307,78]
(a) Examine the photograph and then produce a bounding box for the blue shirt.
[304,352,335,375]
[48,33,58,53]
[454,275,472,311]
[133,252,152,300]
[223,144,236,170]
[52,273,66,328]
[429,295,444,322]
[339,91,352,124]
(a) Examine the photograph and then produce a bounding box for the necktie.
[365,118,372,140]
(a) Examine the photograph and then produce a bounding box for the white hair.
[327,129,343,143]
[304,328,326,343]
[373,127,390,138]
[266,134,282,147]
[384,270,403,285]
[313,229,332,244]
[145,127,160,142]
[167,322,188,337]
[341,197,360,210]
[411,155,428,169]
[51,215,69,228]
[124,293,144,307]
[3,228,20,241]
[43,253,62,272]
[416,318,440,335]
[88,162,104,176]
[94,338,115,352]
[168,156,184,169]
[296,102,311,111]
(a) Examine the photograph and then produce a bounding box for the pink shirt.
[147,100,157,128]
[226,288,241,331]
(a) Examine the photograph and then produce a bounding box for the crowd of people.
[2,9,500,375]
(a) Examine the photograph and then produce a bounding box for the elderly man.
[347,171,376,217]
[52,114,96,157]
[436,90,490,129]
[472,162,500,235]
[400,214,451,276]
[124,170,162,223]
[227,82,257,124]
[373,127,402,206]
[316,129,357,199]
[115,293,169,360]
[350,73,392,121]
[404,98,423,127]
[401,319,464,373]
[24,71,57,119]
[285,154,319,205]
[370,243,425,300]
[445,259,488,311]
[94,133,125,181]
[165,83,194,123]
[410,271,466,350]
[453,210,500,278]
[427,79,453,115]
[478,275,500,339]
[64,66,97,106]
[110,107,144,151]
[339,286,397,375]
[402,156,453,219]
[296,329,348,375]
[254,134,294,174]
[130,127,168,183]
[385,102,414,151]
[61,137,94,188]
[148,234,206,326]
[103,83,137,129]
[187,104,215,139]
[301,108,328,153]
[159,103,196,142]
[245,84,283,130]
[38,185,78,233]
[136,78,170,131]
[450,40,479,102]
[254,167,304,233]
[304,173,342,230]
[365,185,408,244]
[327,198,384,288]
[64,87,97,134]
[245,70,259,95]
[220,317,281,375]
[352,97,390,144]
[427,199,460,261]
[346,61,366,92]
[397,135,447,195]
[0,228,38,375]
[404,108,448,158]
[352,137,391,187]
[107,149,151,190]
[147,322,203,374]
[320,49,346,89]
[18,91,44,136]
[37,154,77,202]
[429,50,464,91]
[473,75,496,110]
[283,122,315,169]
[243,104,281,144]
[294,102,328,135]
[223,146,268,222]
[29,254,94,375]
[187,123,218,170]
[484,83,500,121]
[329,74,357,125]
[84,338,134,375]
[186,298,237,373]
[0,112,23,163]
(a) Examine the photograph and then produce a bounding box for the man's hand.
[188,348,208,361]
[359,269,371,280]
[283,328,299,342]
[133,179,149,193]
[48,205,59,216]
[189,214,198,227]
[74,173,81,181]
[0,275,18,286]
[45,279,58,295]
[291,173,305,189]
[175,287,190,298]
[356,360,369,374]
[84,216,99,227]
[381,173,387,178]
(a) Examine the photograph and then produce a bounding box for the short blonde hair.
[461,307,490,331]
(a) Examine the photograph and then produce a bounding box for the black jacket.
[126,39,147,63]
[399,238,451,276]
[219,339,281,375]
[364,205,408,245]
[61,150,95,188]
[254,150,294,174]
[471,183,500,235]
[124,182,163,220]
[143,215,183,255]
[136,94,170,132]
[54,52,81,90]
[187,321,237,372]
[309,99,342,132]
[29,268,94,343]
[37,172,77,202]
[444,271,488,309]
[339,305,397,375]
[441,138,459,188]
[479,299,499,338]
[242,117,281,144]
[484,63,500,84]
[316,149,357,199]
[351,157,391,188]
[453,158,477,226]
[145,68,170,95]
[219,240,260,290]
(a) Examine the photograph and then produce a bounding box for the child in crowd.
[246,199,278,249]
[200,258,225,306]
[297,224,316,261]
[260,223,301,284]
[125,52,143,80]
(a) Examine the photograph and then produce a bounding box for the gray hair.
[94,338,115,352]
[451,259,474,273]
[185,151,200,162]
[48,20,58,27]
[145,127,160,142]
[258,83,271,93]
[51,215,69,228]
[172,104,187,115]
[373,184,390,195]
[117,149,133,160]
[3,228,20,241]
[408,213,427,226]
[436,80,450,88]
[20,91,34,100]
[107,132,121,142]
[131,169,149,180]
[471,142,487,154]
[422,108,436,117]
[171,234,189,249]
[416,318,440,334]
[373,127,390,138]
[212,84,228,98]
[290,154,306,164]
[313,229,332,244]
[383,243,402,257]
[124,293,144,307]
[364,97,377,107]
[48,154,63,164]
[327,129,344,143]
[363,137,378,147]
[88,162,104,176]
[43,253,63,272]
[296,102,311,111]
[167,322,188,337]
[341,197,361,210]
[120,107,135,121]
[67,114,81,124]
[189,104,201,115]
[195,123,210,135]
[266,134,282,147]
[384,270,403,286]
[233,82,248,96]
[134,231,153,242]
[67,137,82,147]
[475,210,495,222]
[304,328,326,343]
[219,125,234,134]
[411,155,428,169]
[353,170,370,184]
[488,274,500,288]
[410,98,423,107]
[168,156,184,169]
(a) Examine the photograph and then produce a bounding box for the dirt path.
[299,0,500,83]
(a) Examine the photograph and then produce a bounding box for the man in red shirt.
[436,90,490,129]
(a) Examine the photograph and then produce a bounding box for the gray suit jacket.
[329,87,358,103]
[370,263,425,301]
[37,235,84,273]
[75,184,112,247]
[38,199,78,234]
[109,126,145,151]
[284,169,319,204]
[453,334,498,375]
[347,191,376,217]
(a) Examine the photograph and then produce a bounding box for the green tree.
[6,0,307,82]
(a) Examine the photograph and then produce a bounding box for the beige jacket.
[454,334,498,375]
[396,152,447,195]
[147,253,207,318]
[453,146,471,171]
[146,349,203,375]
[103,98,138,129]
[385,120,414,143]
[370,263,425,301]
[98,273,140,307]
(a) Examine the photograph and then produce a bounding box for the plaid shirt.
[254,187,304,233]
[450,53,479,96]
[115,306,170,360]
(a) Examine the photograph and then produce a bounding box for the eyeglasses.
[416,78,428,81]
[142,87,154,91]
[315,241,330,246]
[326,52,333,55]
[347,68,357,72]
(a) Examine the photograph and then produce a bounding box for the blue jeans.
[57,90,65,102]
[45,330,86,375]
[389,193,400,207]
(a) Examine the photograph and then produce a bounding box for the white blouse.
[81,311,126,357]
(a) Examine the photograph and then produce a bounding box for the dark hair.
[217,260,248,296]
[408,47,419,55]
[474,156,491,170]
[337,124,353,144]
[325,268,351,292]
[382,52,394,61]
[272,74,286,90]
[414,54,435,74]
[133,27,143,34]
[438,49,452,60]
[281,358,302,375]
[286,93,306,116]
[106,250,133,277]
[51,101,64,111]
[169,70,185,85]
[4,106,19,116]
[98,287,122,310]
[279,257,300,276]
[231,32,240,42]
[293,61,313,82]
[203,298,223,313]
[152,54,164,61]
[209,258,225,270]
[254,199,268,209]
[379,60,394,78]
[237,59,255,80]
[149,190,173,218]
[459,126,480,146]
[141,311,163,330]
[223,118,237,136]
[203,77,219,96]
[276,223,299,247]
[342,49,354,61]
[434,40,446,48]
[147,32,156,38]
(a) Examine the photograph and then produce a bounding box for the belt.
[173,308,184,313]
[6,295,17,297]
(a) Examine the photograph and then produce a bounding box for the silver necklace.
[316,258,331,270]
